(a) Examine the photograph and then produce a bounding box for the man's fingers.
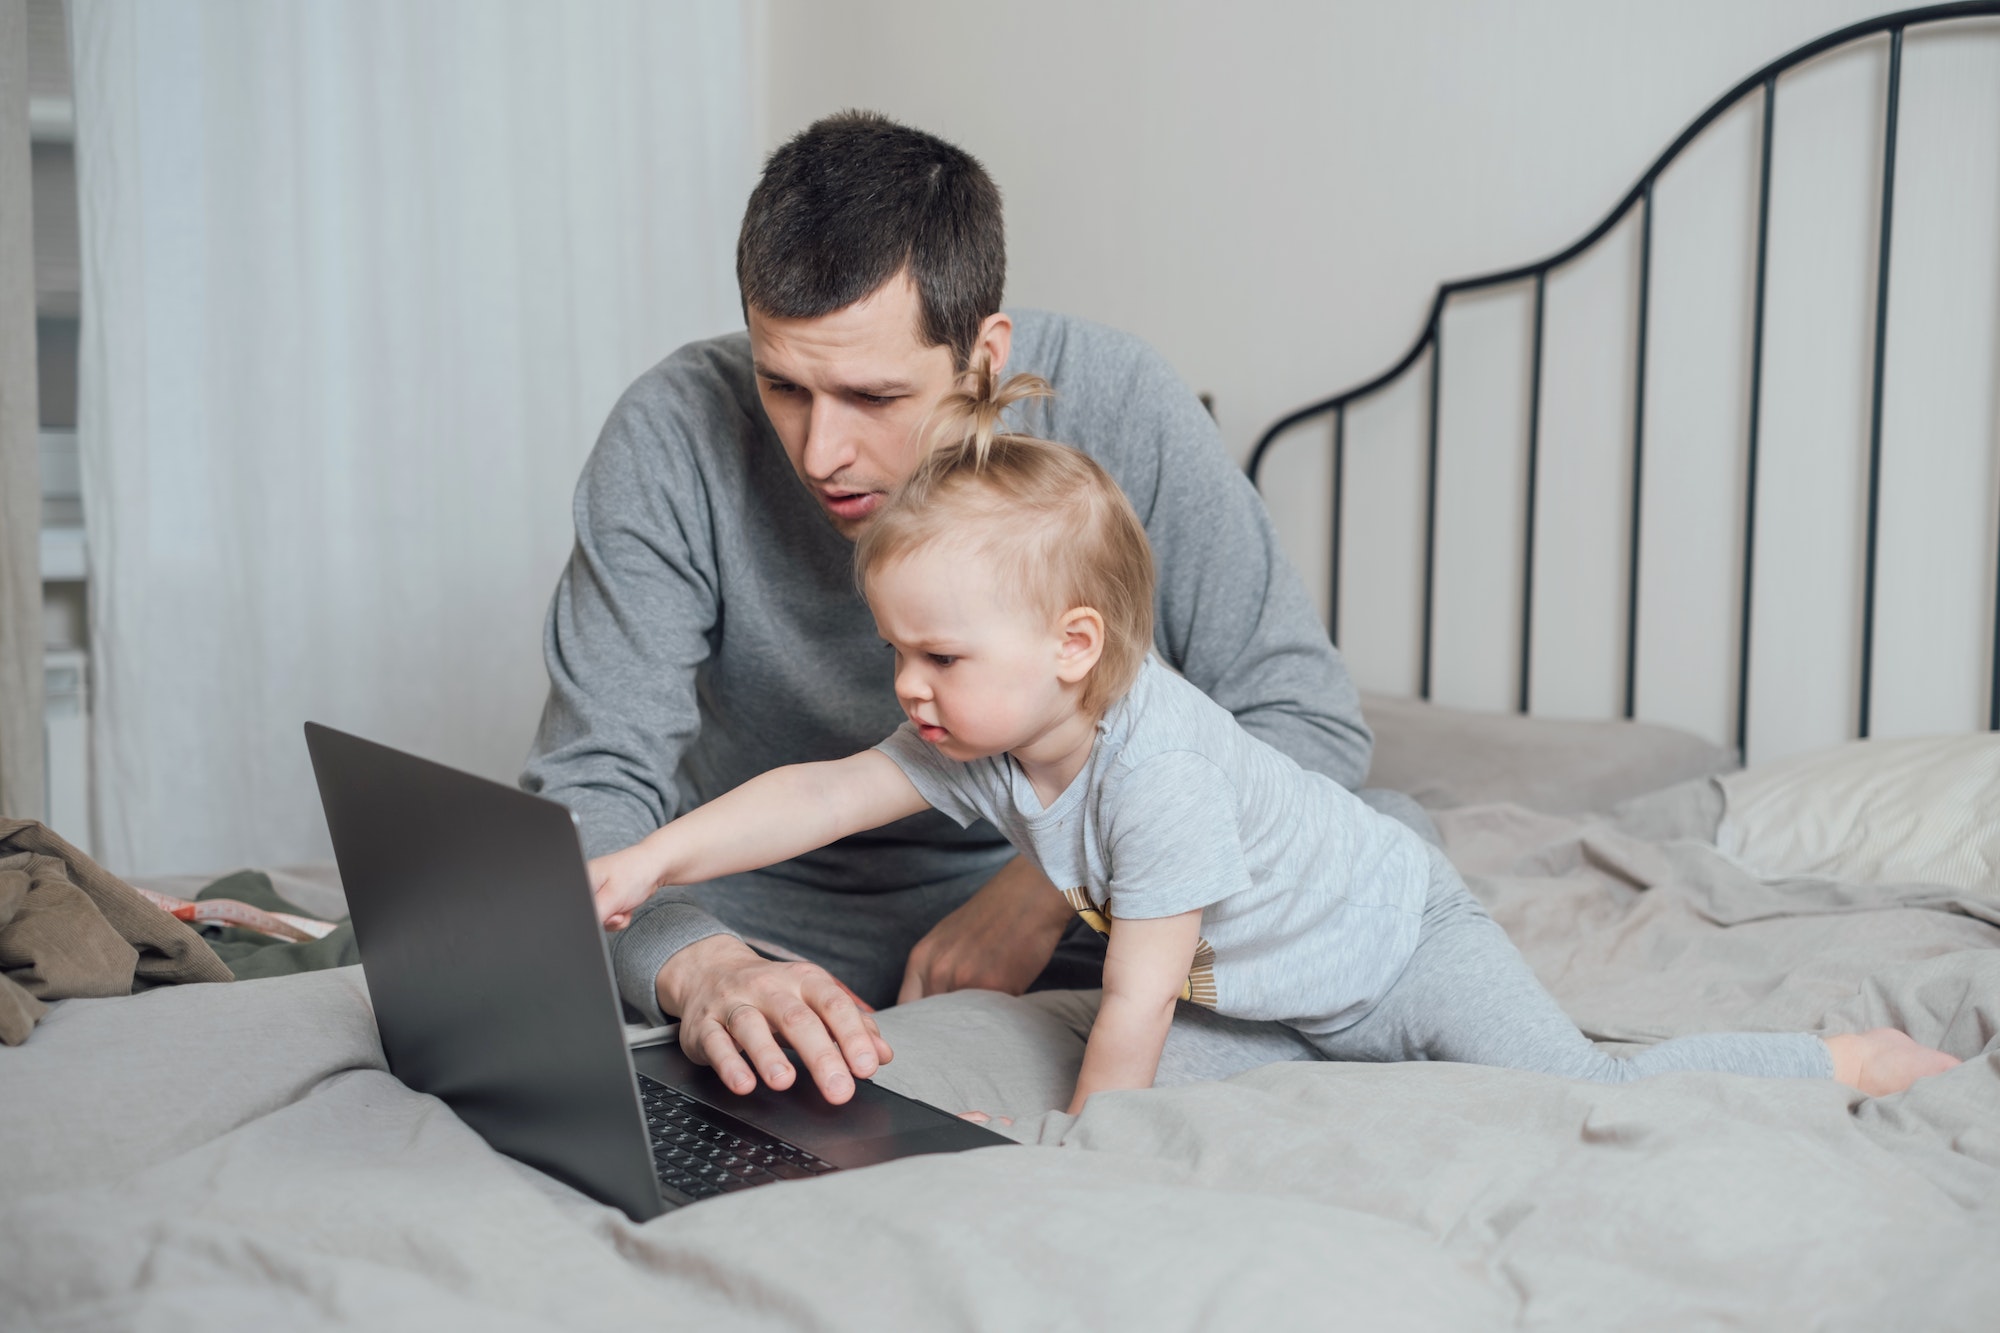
[768,990,859,1105]
[811,981,886,1082]
[695,1022,758,1096]
[900,942,971,1006]
[674,957,887,1103]
[897,935,934,1006]
[723,1004,796,1091]
[865,1012,894,1066]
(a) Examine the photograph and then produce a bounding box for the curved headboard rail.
[1247,1,2000,754]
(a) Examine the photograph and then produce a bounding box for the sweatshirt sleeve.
[1045,324,1373,788]
[519,370,752,1023]
[520,377,720,860]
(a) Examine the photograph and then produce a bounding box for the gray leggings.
[1157,846,1833,1084]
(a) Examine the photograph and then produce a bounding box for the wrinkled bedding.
[4,781,1997,1330]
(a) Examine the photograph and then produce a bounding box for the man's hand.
[658,934,893,1104]
[898,855,1073,1004]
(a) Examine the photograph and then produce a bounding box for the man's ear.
[973,311,1013,379]
[1054,607,1106,686]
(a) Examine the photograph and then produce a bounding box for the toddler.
[591,370,1959,1115]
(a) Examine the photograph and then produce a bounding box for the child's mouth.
[915,722,949,743]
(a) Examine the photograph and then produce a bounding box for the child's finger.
[592,879,637,927]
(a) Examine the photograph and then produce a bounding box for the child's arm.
[1067,907,1204,1115]
[591,750,929,928]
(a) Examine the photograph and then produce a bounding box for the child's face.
[867,546,1085,762]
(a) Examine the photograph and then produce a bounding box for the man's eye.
[928,654,957,667]
[764,380,800,395]
[858,393,896,406]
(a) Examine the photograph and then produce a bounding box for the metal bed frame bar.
[1245,2,2000,745]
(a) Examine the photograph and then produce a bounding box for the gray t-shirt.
[522,309,1375,1022]
[877,657,1428,1033]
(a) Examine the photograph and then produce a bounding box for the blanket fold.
[0,820,233,1045]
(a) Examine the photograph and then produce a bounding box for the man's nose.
[799,397,857,481]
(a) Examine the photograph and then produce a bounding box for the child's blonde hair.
[855,364,1157,716]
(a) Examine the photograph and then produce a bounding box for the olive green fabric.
[194,869,359,980]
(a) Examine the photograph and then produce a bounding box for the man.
[523,111,1427,1106]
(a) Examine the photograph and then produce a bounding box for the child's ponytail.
[923,359,1054,468]
[858,359,1155,717]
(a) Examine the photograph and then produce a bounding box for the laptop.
[303,721,1013,1221]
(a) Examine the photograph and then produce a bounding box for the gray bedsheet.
[5,785,1997,1330]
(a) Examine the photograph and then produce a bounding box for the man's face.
[748,272,1010,539]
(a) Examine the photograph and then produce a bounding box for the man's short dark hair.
[738,111,1005,368]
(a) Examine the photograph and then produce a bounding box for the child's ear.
[1054,607,1106,685]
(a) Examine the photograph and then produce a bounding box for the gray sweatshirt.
[521,309,1372,995]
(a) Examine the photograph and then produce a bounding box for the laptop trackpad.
[630,1040,1013,1166]
[815,1121,1012,1169]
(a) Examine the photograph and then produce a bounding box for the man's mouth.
[818,488,881,523]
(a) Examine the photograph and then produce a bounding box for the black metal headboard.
[1247,2,2000,753]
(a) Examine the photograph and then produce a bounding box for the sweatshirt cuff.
[608,897,742,1027]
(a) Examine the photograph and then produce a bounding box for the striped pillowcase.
[1717,735,2000,892]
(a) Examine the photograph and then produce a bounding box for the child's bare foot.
[1825,1029,1961,1096]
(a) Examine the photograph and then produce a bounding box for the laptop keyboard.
[637,1074,837,1201]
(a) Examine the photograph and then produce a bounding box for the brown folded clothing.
[0,819,233,1045]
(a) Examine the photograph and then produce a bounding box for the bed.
[7,8,1999,1330]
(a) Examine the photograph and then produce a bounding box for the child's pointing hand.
[588,843,667,930]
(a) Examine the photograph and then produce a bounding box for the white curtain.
[70,0,749,875]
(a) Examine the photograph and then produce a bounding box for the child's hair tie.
[924,359,1054,468]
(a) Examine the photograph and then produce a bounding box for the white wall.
[753,1,2000,762]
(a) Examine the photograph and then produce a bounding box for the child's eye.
[928,654,957,667]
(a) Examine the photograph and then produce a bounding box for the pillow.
[1716,734,2000,890]
[871,989,1086,1123]
[1361,693,1740,815]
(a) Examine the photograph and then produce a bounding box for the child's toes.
[1910,1044,1962,1079]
